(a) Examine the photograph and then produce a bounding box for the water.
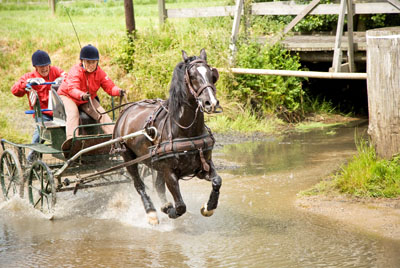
[1,121,399,267]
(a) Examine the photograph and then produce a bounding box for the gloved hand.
[119,89,126,97]
[81,93,91,101]
[54,77,64,85]
[27,77,45,86]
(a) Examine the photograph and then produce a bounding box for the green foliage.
[303,96,337,114]
[334,139,400,198]
[115,17,232,100]
[232,40,305,115]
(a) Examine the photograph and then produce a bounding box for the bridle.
[160,59,218,130]
[184,59,217,110]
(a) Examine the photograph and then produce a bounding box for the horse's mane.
[166,55,199,116]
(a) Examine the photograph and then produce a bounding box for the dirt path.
[295,195,400,240]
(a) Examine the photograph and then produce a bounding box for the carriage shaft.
[54,128,156,178]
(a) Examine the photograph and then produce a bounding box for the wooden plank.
[283,0,321,35]
[388,0,400,10]
[251,2,400,15]
[273,33,367,51]
[332,0,347,72]
[346,0,355,72]
[166,2,399,19]
[167,6,235,18]
[218,67,367,79]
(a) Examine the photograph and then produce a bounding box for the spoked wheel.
[0,149,24,200]
[27,160,56,213]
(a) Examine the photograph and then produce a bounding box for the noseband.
[184,59,217,99]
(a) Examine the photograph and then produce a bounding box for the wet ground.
[1,120,400,267]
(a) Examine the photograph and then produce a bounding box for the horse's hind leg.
[124,153,159,225]
[198,161,222,217]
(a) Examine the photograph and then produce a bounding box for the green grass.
[301,138,400,198]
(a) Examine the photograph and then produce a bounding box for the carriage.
[1,49,222,225]
[1,80,157,214]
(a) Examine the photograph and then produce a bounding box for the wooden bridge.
[259,32,367,63]
[158,0,400,71]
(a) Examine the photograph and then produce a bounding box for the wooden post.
[50,0,55,15]
[158,0,167,25]
[346,0,355,72]
[124,0,135,34]
[366,27,400,159]
[331,0,347,72]
[229,0,244,63]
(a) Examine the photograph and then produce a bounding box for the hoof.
[161,202,173,214]
[200,203,214,217]
[147,211,159,225]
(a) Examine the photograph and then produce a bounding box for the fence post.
[158,0,167,25]
[50,0,55,15]
[229,0,244,63]
[366,27,400,159]
[124,0,135,34]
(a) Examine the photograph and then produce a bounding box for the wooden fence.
[159,0,400,73]
[159,0,400,21]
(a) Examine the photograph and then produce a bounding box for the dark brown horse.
[113,49,222,225]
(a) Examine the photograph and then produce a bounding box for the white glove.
[27,77,45,86]
[54,77,64,85]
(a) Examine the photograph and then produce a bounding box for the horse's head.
[182,49,222,114]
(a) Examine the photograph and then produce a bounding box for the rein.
[73,132,214,193]
[99,101,135,115]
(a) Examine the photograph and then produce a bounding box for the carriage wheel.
[27,160,56,213]
[0,149,24,200]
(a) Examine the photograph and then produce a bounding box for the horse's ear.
[200,48,207,61]
[182,50,188,61]
[212,68,219,84]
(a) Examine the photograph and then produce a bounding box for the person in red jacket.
[58,44,125,140]
[11,50,65,162]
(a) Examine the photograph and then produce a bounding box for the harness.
[72,61,218,193]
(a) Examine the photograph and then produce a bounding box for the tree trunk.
[366,27,400,159]
[124,0,135,34]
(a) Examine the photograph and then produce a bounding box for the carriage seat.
[49,88,101,131]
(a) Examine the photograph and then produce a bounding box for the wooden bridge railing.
[159,1,400,21]
[159,0,400,73]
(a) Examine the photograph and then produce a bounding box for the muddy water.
[1,121,400,268]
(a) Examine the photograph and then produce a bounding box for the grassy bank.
[301,138,400,198]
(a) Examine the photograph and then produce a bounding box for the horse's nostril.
[205,101,211,107]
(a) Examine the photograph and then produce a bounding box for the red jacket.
[11,66,65,116]
[58,63,121,106]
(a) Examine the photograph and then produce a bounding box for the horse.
[113,49,222,225]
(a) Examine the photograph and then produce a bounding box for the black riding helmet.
[80,44,99,60]
[32,50,51,66]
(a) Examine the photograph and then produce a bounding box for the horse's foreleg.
[162,171,186,219]
[199,161,222,217]
[124,154,159,225]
